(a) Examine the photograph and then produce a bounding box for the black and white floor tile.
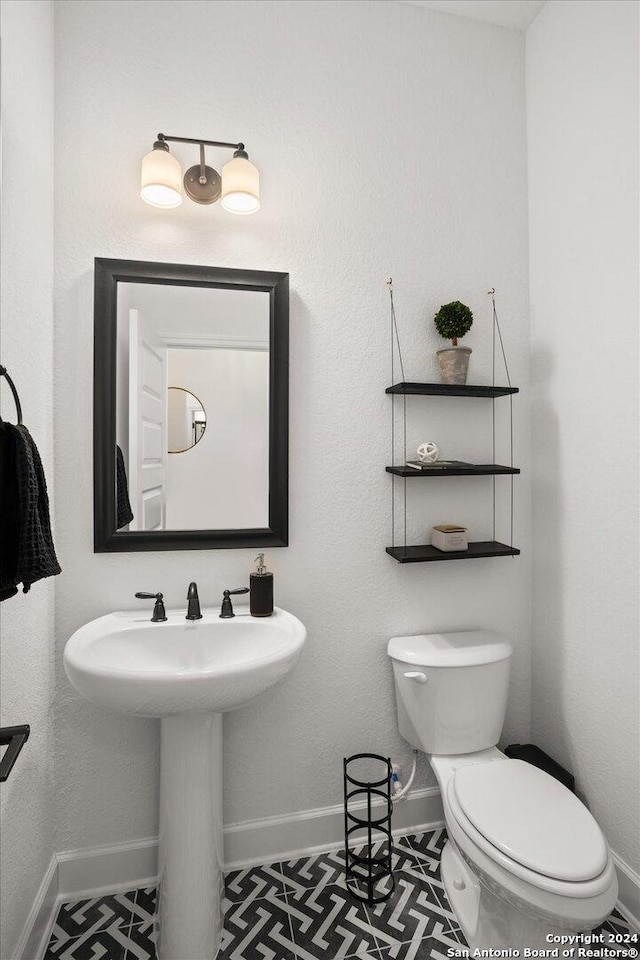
[44,887,156,959]
[44,829,637,960]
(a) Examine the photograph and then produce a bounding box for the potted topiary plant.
[433,300,474,385]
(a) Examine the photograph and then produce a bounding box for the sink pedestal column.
[158,713,224,960]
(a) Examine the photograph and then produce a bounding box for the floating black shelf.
[386,464,520,478]
[386,541,521,563]
[386,382,519,398]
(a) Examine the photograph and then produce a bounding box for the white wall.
[0,1,56,955]
[117,283,270,345]
[167,386,190,453]
[53,0,531,852]
[166,349,269,530]
[527,0,640,875]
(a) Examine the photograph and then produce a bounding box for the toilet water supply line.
[391,750,419,802]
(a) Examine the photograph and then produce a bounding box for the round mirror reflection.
[168,387,207,453]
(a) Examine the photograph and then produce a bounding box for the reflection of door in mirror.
[116,282,270,532]
[128,308,167,531]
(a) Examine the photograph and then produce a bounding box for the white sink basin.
[64,606,306,718]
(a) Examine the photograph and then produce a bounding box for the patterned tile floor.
[44,829,636,960]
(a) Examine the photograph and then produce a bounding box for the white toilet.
[388,630,618,950]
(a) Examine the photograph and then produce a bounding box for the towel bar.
[0,364,23,425]
[0,724,30,781]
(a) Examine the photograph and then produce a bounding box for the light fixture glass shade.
[221,155,260,214]
[140,146,183,208]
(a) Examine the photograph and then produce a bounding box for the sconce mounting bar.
[157,133,244,151]
[141,132,258,209]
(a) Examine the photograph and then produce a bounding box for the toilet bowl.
[433,750,617,948]
[388,631,618,950]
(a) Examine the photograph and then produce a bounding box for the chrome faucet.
[186,582,202,621]
[219,587,249,619]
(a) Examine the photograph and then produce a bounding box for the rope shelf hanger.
[387,278,407,551]
[488,288,515,554]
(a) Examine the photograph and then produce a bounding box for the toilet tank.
[388,631,513,756]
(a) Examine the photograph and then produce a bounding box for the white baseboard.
[224,786,444,869]
[49,787,442,895]
[613,851,640,932]
[13,855,58,960]
[14,839,158,960]
[56,836,158,899]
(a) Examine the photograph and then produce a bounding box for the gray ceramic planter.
[436,346,472,385]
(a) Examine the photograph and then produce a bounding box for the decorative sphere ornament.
[417,441,439,463]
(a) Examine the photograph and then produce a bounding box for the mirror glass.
[168,387,207,453]
[115,282,270,532]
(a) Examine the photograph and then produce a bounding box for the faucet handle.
[135,592,167,623]
[219,587,249,619]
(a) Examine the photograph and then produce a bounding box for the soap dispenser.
[250,554,273,617]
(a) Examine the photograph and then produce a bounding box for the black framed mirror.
[94,258,289,552]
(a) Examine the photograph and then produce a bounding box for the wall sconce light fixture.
[140,133,260,214]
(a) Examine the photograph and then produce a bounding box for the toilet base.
[443,839,575,950]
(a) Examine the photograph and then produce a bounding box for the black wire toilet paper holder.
[343,753,394,904]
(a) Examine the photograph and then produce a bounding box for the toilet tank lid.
[387,631,513,667]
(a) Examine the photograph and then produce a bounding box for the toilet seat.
[446,763,614,899]
[452,759,608,882]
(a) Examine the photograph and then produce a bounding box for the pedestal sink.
[64,606,306,960]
